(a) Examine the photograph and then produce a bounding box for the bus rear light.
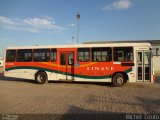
[153,74,156,82]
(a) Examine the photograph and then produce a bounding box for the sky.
[0,0,160,56]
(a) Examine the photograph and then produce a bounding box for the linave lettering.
[87,67,114,71]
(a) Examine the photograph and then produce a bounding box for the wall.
[152,46,160,76]
[153,56,160,76]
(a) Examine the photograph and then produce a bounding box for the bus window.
[77,48,90,62]
[144,52,150,64]
[138,52,142,63]
[114,47,133,62]
[33,49,50,62]
[68,52,74,65]
[17,49,32,62]
[6,50,16,62]
[92,47,112,62]
[51,49,57,62]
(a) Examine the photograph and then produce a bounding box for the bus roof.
[6,43,151,49]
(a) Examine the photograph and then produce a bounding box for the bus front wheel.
[112,73,125,87]
[35,71,48,84]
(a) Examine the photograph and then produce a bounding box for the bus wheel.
[112,73,125,87]
[35,72,47,84]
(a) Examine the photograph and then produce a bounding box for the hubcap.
[37,74,44,81]
[117,77,123,84]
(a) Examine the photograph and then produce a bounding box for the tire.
[112,73,125,87]
[35,72,48,84]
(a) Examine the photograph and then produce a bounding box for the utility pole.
[72,36,74,44]
[76,13,80,44]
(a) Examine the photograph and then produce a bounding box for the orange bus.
[3,43,155,86]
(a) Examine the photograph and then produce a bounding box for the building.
[83,40,160,76]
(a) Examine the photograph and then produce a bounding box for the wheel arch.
[35,70,48,80]
[112,71,129,83]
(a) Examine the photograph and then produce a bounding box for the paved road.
[0,67,3,73]
[0,67,160,119]
[0,75,160,114]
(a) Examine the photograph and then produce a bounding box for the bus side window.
[92,47,112,62]
[51,49,57,62]
[114,47,133,62]
[118,51,124,61]
[77,48,90,62]
[17,49,32,62]
[33,50,41,62]
[6,50,16,62]
[33,49,50,62]
[25,52,32,62]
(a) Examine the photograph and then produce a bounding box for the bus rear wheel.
[35,72,47,84]
[112,73,125,87]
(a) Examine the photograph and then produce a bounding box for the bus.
[3,43,155,86]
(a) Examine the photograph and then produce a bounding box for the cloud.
[0,16,66,33]
[67,23,75,27]
[0,16,16,25]
[102,0,133,11]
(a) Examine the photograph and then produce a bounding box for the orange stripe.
[41,62,97,68]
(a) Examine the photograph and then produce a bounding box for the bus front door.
[136,51,151,82]
[59,52,74,80]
